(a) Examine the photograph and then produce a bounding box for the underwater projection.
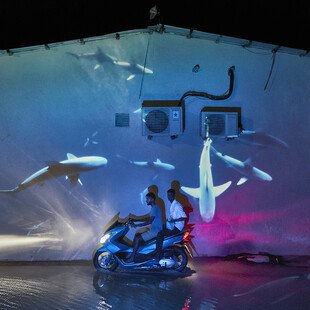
[0,154,108,193]
[181,137,232,223]
[0,29,309,260]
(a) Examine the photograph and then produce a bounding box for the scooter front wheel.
[93,251,118,271]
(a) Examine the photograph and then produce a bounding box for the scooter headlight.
[100,233,111,244]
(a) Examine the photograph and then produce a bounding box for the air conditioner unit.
[200,107,241,139]
[142,100,184,137]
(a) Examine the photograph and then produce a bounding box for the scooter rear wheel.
[93,251,118,271]
[165,247,188,272]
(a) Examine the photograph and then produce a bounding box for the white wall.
[0,29,309,260]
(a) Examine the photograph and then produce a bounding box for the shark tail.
[0,186,19,194]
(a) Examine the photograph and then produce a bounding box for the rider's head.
[167,188,176,203]
[145,192,156,206]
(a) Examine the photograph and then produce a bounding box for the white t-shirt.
[167,199,187,231]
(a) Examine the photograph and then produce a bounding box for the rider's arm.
[168,217,187,223]
[128,213,150,221]
[133,215,154,227]
[168,202,187,223]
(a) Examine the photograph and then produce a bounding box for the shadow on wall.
[171,180,198,256]
[131,184,166,234]
[149,184,166,228]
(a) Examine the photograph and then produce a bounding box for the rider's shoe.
[154,251,162,260]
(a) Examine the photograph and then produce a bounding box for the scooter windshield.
[101,212,127,234]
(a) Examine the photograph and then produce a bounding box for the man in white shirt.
[154,188,187,259]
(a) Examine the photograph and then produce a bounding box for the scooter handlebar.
[125,218,136,228]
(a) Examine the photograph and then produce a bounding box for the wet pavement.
[0,257,309,309]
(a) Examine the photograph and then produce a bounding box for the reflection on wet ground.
[0,258,309,309]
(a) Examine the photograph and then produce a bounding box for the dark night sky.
[1,1,309,50]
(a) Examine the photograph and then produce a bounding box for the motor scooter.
[92,212,192,272]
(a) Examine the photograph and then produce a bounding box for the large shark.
[112,58,153,80]
[67,47,117,70]
[67,47,153,79]
[211,146,272,185]
[181,138,231,222]
[0,153,108,193]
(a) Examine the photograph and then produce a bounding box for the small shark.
[233,274,310,305]
[0,153,108,193]
[211,147,272,185]
[181,138,231,222]
[83,131,99,147]
[117,155,175,171]
[130,158,175,170]
[227,130,288,149]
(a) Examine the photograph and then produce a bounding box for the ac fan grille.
[207,114,226,135]
[145,109,169,133]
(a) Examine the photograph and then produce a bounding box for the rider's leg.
[127,233,143,262]
[155,229,166,259]
[156,227,181,258]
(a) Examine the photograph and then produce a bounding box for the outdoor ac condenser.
[200,107,241,139]
[142,100,184,137]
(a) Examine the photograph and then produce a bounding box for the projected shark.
[211,147,272,185]
[67,47,153,79]
[181,138,231,222]
[83,130,99,147]
[67,47,116,70]
[131,158,175,170]
[0,153,108,193]
[233,274,310,305]
[227,130,288,149]
[117,155,175,171]
[113,58,153,80]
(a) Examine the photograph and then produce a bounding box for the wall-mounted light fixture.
[158,24,165,34]
[187,28,194,39]
[192,64,200,73]
[6,49,13,56]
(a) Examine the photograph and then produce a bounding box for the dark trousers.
[155,227,181,256]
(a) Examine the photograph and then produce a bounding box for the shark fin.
[155,158,162,163]
[66,174,80,186]
[127,74,135,80]
[67,153,77,160]
[244,158,252,166]
[0,186,19,194]
[237,177,248,185]
[214,181,232,197]
[46,161,60,167]
[181,186,200,198]
[83,138,90,147]
[152,174,159,181]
